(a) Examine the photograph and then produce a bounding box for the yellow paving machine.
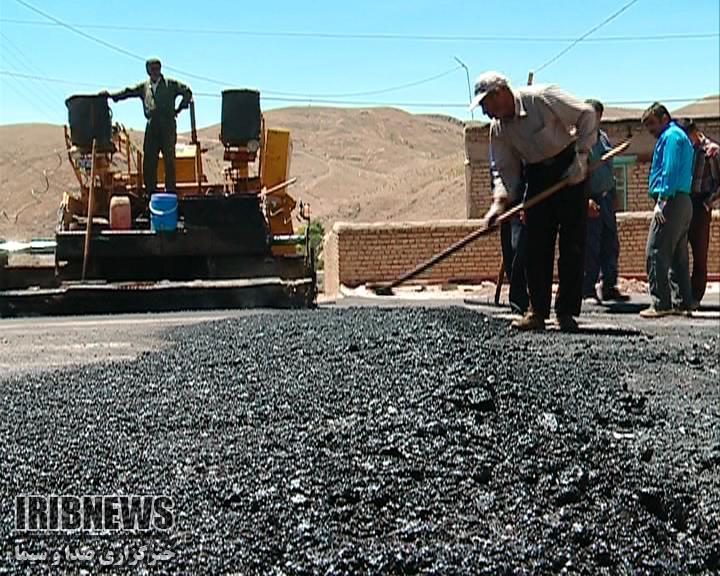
[0,90,317,316]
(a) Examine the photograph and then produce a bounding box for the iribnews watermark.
[15,494,174,532]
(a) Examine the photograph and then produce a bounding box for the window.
[612,155,636,211]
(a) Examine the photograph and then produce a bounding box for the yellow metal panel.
[262,128,296,249]
[157,145,198,184]
[262,129,292,188]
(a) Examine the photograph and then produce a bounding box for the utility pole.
[454,56,473,120]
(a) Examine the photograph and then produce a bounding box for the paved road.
[1,293,717,377]
[0,310,257,376]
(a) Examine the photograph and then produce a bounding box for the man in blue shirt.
[640,102,695,318]
[583,99,629,303]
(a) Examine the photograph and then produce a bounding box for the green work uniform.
[111,76,192,193]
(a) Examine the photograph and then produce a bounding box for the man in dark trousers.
[583,99,629,303]
[497,162,529,314]
[102,58,192,194]
[681,118,720,307]
[470,71,597,332]
[640,103,694,318]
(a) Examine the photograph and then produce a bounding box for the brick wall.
[625,163,654,212]
[324,212,720,295]
[325,220,502,292]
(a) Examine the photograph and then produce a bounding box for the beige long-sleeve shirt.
[490,84,597,202]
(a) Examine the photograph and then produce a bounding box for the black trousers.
[688,194,712,303]
[525,145,589,318]
[143,117,177,193]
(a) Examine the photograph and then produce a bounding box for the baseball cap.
[469,71,510,111]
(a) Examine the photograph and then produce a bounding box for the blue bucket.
[150,193,178,232]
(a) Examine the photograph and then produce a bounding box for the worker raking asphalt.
[1,307,719,573]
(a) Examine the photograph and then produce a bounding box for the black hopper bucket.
[220,89,261,147]
[65,94,113,153]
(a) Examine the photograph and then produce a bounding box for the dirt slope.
[0,107,466,240]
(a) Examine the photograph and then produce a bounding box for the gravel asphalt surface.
[1,304,719,574]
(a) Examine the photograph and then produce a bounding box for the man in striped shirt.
[681,119,720,307]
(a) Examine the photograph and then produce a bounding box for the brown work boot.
[639,307,672,318]
[556,315,579,333]
[511,312,545,331]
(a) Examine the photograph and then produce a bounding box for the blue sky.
[0,0,718,130]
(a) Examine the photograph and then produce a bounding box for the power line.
[11,0,233,90]
[9,0,463,99]
[0,71,100,88]
[534,0,642,74]
[198,93,710,109]
[298,66,462,98]
[0,45,59,121]
[0,74,55,122]
[0,65,463,100]
[0,71,712,110]
[193,91,471,108]
[1,17,717,43]
[6,0,717,113]
[0,30,65,112]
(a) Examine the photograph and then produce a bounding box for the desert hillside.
[0,107,467,240]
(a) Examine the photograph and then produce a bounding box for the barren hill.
[0,107,466,240]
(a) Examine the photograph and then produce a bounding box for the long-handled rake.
[369,140,631,296]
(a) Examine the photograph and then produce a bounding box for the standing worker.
[101,58,192,194]
[640,103,694,318]
[680,119,720,308]
[583,99,629,303]
[470,72,597,332]
[497,162,529,314]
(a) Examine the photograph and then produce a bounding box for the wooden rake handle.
[81,138,98,281]
[375,139,631,292]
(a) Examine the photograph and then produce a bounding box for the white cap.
[469,71,510,111]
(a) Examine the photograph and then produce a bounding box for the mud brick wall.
[324,212,720,295]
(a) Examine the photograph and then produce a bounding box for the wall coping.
[616,211,653,222]
[616,209,720,222]
[332,219,486,233]
[332,210,720,234]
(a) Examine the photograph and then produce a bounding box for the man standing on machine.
[102,58,192,194]
[470,71,597,332]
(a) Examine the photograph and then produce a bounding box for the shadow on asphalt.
[600,301,720,316]
[541,321,644,337]
[576,325,643,337]
[600,302,647,314]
